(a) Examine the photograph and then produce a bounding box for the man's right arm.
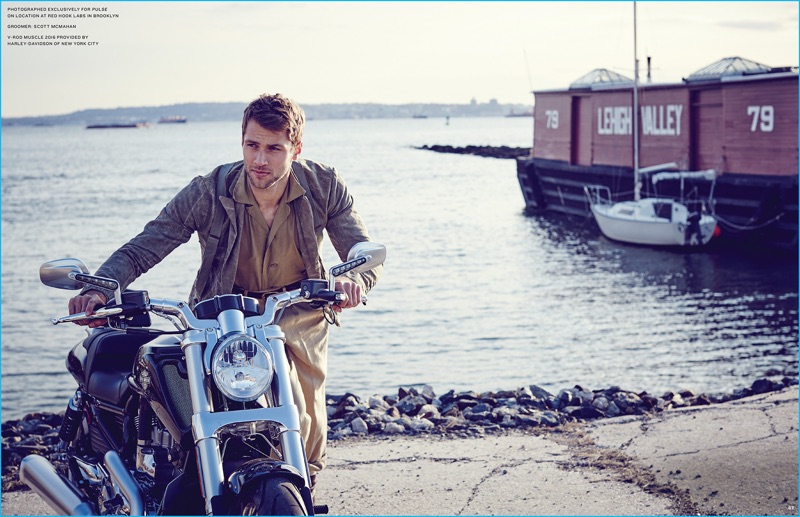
[68,174,216,324]
[92,174,214,293]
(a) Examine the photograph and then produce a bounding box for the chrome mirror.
[40,258,122,304]
[328,242,386,289]
[40,259,90,290]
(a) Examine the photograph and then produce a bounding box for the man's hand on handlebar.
[332,279,362,313]
[68,290,109,328]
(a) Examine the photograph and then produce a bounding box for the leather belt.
[233,281,303,300]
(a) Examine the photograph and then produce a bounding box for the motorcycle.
[20,242,386,516]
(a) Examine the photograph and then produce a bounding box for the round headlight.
[211,334,273,402]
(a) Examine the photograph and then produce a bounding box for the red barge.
[516,57,798,251]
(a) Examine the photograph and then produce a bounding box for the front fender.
[227,459,306,495]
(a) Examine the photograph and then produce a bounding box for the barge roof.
[533,56,797,95]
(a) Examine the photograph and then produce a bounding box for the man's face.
[241,120,302,192]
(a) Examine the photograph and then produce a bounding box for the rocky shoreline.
[3,376,796,493]
[414,144,531,159]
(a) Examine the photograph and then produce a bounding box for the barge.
[516,57,798,251]
[158,115,187,124]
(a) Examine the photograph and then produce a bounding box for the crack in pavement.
[333,455,477,470]
[455,460,528,515]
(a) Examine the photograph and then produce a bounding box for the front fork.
[182,322,311,515]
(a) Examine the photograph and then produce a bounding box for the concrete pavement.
[2,387,796,515]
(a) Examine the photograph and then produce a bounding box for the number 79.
[747,105,774,132]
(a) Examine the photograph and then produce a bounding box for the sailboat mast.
[633,2,641,201]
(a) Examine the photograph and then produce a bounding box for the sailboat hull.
[591,199,717,246]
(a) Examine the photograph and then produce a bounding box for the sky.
[1,1,798,118]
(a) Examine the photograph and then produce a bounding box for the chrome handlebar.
[50,287,361,328]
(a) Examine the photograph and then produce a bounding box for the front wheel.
[237,476,307,516]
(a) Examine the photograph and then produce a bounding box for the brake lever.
[51,306,125,325]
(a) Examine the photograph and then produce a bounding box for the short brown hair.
[242,93,305,147]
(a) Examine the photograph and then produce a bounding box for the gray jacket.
[91,158,381,305]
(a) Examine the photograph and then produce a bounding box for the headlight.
[211,334,273,402]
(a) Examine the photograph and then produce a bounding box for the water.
[2,118,797,421]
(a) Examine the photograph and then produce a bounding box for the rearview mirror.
[345,242,387,272]
[40,258,122,304]
[40,259,90,290]
[328,242,386,289]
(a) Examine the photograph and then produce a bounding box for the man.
[68,92,382,488]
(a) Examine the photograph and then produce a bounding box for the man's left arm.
[324,170,383,297]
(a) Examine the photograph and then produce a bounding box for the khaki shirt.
[232,171,306,292]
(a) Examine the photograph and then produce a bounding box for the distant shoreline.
[2,100,533,127]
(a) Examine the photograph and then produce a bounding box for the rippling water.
[2,117,797,420]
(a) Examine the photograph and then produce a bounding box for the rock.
[580,406,605,419]
[455,398,479,411]
[612,391,643,413]
[539,411,561,427]
[383,422,405,435]
[397,386,415,400]
[592,396,610,411]
[752,379,776,394]
[516,386,534,399]
[368,396,389,410]
[385,406,401,419]
[463,407,491,422]
[331,427,353,440]
[420,385,437,403]
[439,389,456,406]
[440,403,460,417]
[350,417,368,435]
[417,404,440,419]
[471,402,493,414]
[556,389,574,409]
[639,393,659,409]
[330,393,361,419]
[395,395,428,416]
[529,385,555,400]
[411,418,435,433]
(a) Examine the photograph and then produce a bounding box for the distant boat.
[86,122,148,129]
[412,114,428,119]
[505,110,533,118]
[158,115,187,124]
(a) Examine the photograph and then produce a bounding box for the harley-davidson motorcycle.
[20,242,386,516]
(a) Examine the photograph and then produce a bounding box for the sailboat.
[585,3,718,247]
[585,166,718,246]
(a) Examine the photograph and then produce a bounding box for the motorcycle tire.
[236,476,308,516]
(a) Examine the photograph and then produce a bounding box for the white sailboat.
[585,3,718,247]
[585,167,718,246]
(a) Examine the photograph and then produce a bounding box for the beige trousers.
[279,305,329,475]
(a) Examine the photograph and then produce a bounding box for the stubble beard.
[245,163,290,192]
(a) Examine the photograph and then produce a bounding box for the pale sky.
[2,1,798,118]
